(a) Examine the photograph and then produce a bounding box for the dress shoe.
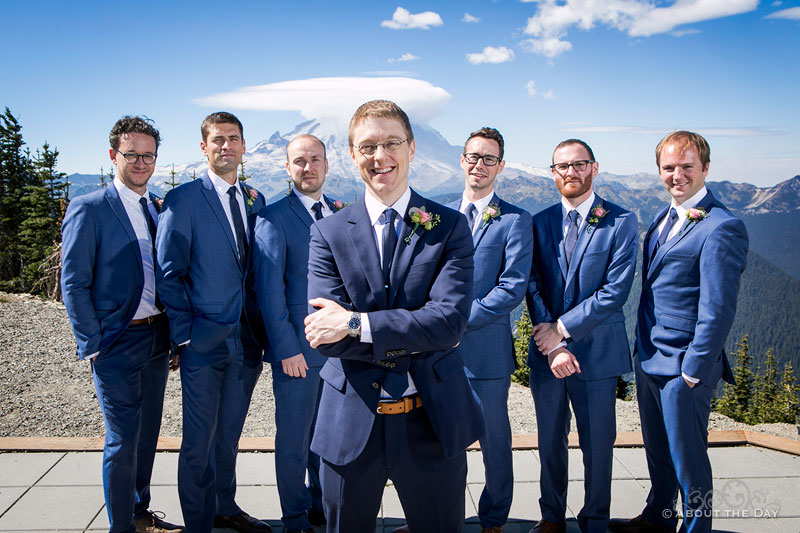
[529,519,566,533]
[213,510,272,532]
[307,507,326,526]
[482,527,504,533]
[392,525,410,533]
[133,510,184,533]
[608,514,675,533]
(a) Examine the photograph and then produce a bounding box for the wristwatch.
[347,312,361,338]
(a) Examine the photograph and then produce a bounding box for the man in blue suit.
[527,139,638,533]
[156,112,270,533]
[303,100,484,532]
[61,116,183,533]
[448,127,532,533]
[253,134,337,532]
[610,131,748,533]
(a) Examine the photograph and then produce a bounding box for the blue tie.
[227,186,247,266]
[649,207,679,264]
[466,203,477,233]
[565,210,580,267]
[139,197,162,310]
[311,201,324,221]
[380,208,397,284]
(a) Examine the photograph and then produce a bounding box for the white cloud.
[381,7,443,30]
[388,53,419,63]
[765,7,800,19]
[466,46,515,65]
[525,81,537,97]
[562,125,780,137]
[193,77,451,123]
[671,28,701,36]
[542,90,556,99]
[462,13,480,23]
[522,0,758,59]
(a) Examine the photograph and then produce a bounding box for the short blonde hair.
[348,100,414,146]
[656,131,710,168]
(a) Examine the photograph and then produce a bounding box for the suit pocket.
[192,302,223,316]
[320,361,347,392]
[93,299,119,311]
[660,313,696,333]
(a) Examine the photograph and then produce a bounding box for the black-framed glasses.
[355,139,408,156]
[463,153,501,167]
[117,150,157,165]
[550,160,594,174]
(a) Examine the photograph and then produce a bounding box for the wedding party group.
[60,100,748,533]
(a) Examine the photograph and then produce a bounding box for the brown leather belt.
[376,395,422,415]
[129,313,165,326]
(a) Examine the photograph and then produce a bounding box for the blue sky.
[2,0,798,187]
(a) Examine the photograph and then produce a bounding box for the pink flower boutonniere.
[686,207,708,223]
[404,206,441,244]
[151,196,164,212]
[333,200,348,211]
[244,185,259,209]
[479,203,501,229]
[586,204,608,233]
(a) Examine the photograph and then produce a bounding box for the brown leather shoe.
[392,526,410,533]
[213,510,272,532]
[529,519,566,533]
[482,527,504,533]
[608,514,675,533]
[133,510,184,533]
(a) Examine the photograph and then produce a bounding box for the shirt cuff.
[682,372,700,384]
[179,340,190,346]
[546,341,567,356]
[360,313,372,344]
[557,319,571,339]
[86,351,99,360]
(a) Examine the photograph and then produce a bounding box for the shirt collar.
[365,186,412,226]
[671,186,708,219]
[207,168,239,197]
[561,191,596,223]
[293,188,325,212]
[460,190,494,215]
[113,177,147,206]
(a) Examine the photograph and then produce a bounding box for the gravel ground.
[1,292,797,442]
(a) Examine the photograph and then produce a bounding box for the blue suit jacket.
[253,193,337,367]
[307,190,484,465]
[155,173,266,355]
[447,194,533,379]
[526,196,638,380]
[636,190,747,385]
[61,185,163,359]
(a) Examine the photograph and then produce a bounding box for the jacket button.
[564,298,572,306]
[387,362,396,368]
[371,382,380,389]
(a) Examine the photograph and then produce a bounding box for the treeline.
[512,307,800,425]
[0,107,68,298]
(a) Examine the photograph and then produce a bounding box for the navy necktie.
[311,201,324,221]
[466,203,477,233]
[227,186,247,266]
[565,210,580,267]
[649,207,679,263]
[380,208,398,283]
[138,197,162,310]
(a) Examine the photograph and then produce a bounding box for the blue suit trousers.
[531,370,617,533]
[91,320,170,533]
[177,324,262,533]
[468,376,513,528]
[272,363,324,531]
[635,357,715,533]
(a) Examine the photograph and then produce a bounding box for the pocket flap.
[93,299,118,311]
[660,313,696,333]
[320,360,346,391]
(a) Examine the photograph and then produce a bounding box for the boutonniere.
[332,200,348,211]
[151,195,164,213]
[244,184,259,208]
[404,206,441,244]
[479,203,501,229]
[586,204,608,233]
[685,207,708,223]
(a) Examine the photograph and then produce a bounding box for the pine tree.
[757,349,782,423]
[714,334,753,422]
[168,164,180,189]
[511,306,532,387]
[99,166,106,188]
[238,160,251,183]
[777,362,800,424]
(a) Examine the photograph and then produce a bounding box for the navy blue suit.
[61,184,170,533]
[527,196,637,533]
[635,190,747,533]
[252,192,336,530]
[448,194,532,528]
[307,190,484,532]
[156,173,266,532]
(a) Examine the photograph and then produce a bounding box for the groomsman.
[61,116,183,533]
[610,131,748,533]
[526,139,638,533]
[156,112,270,533]
[449,127,532,533]
[304,100,484,532]
[252,134,335,532]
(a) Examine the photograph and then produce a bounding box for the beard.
[556,175,592,199]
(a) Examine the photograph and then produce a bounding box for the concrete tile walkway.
[1,447,798,532]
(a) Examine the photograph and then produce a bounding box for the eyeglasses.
[463,153,501,167]
[355,139,408,156]
[550,160,594,174]
[116,150,157,165]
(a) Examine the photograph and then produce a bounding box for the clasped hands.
[533,321,581,379]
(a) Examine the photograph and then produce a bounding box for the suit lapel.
[388,191,426,307]
[565,196,604,288]
[648,192,715,275]
[347,199,387,309]
[644,205,668,276]
[287,193,314,228]
[323,194,338,214]
[105,185,143,277]
[200,173,240,263]
[549,205,568,281]
[472,193,500,248]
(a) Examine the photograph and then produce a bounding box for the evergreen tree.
[714,334,753,422]
[99,166,106,188]
[192,169,197,180]
[168,164,180,189]
[238,160,251,183]
[511,306,532,387]
[756,349,782,423]
[777,362,800,424]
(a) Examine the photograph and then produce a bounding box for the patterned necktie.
[466,203,477,233]
[311,201,324,221]
[227,186,247,266]
[380,208,398,283]
[565,210,580,267]
[649,207,679,263]
[138,197,162,310]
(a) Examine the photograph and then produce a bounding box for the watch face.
[348,316,360,329]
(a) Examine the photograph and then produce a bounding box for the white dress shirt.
[459,190,495,233]
[294,188,333,219]
[207,169,249,253]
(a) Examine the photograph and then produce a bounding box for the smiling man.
[156,112,270,533]
[303,100,483,532]
[609,131,748,533]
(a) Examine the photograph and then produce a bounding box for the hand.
[532,322,564,354]
[684,377,696,389]
[305,298,351,348]
[547,347,581,379]
[281,353,308,378]
[169,354,180,371]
